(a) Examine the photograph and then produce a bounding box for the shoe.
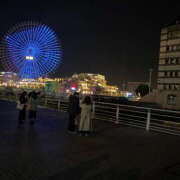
[18,121,23,125]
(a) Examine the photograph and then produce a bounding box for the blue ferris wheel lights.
[1,22,62,79]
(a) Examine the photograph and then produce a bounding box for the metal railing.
[94,101,180,136]
[1,94,180,136]
[34,97,180,136]
[44,97,68,112]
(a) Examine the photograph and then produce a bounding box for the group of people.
[17,91,39,126]
[17,91,93,136]
[68,92,92,136]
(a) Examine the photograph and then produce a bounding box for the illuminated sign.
[70,84,76,91]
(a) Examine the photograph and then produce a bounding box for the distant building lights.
[126,92,133,97]
[71,87,76,91]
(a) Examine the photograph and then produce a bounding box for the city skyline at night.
[0,1,180,87]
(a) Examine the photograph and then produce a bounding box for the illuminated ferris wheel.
[0,21,62,79]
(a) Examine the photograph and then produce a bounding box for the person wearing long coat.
[68,92,81,133]
[28,91,39,124]
[79,96,92,136]
[18,91,28,125]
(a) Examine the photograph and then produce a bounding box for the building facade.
[127,82,149,92]
[140,19,180,109]
[59,73,119,96]
[158,20,180,91]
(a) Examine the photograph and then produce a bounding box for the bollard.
[115,105,119,124]
[146,109,151,131]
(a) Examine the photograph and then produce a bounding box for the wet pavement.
[0,100,180,180]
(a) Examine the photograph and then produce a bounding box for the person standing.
[79,96,92,136]
[68,92,80,133]
[28,91,39,125]
[18,91,28,126]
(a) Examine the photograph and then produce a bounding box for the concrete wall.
[140,90,180,110]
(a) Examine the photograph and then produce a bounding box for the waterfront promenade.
[0,100,180,179]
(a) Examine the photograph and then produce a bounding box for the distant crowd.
[17,91,93,136]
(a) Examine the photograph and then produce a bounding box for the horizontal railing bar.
[119,117,146,124]
[95,113,116,118]
[95,109,116,115]
[151,112,180,119]
[95,101,151,110]
[119,108,147,114]
[150,122,180,130]
[150,127,180,136]
[119,121,146,129]
[150,118,180,124]
[95,101,180,114]
[94,117,115,123]
[151,108,180,114]
[150,118,167,123]
[95,105,117,110]
[119,113,146,120]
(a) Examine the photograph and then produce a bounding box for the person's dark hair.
[74,92,79,96]
[22,91,27,96]
[82,96,92,105]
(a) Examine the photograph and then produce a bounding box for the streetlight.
[149,68,153,94]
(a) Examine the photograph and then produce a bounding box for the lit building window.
[167,94,177,105]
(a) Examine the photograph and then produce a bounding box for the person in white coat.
[79,96,92,136]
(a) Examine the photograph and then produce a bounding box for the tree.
[135,84,149,97]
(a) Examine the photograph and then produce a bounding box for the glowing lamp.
[25,56,34,60]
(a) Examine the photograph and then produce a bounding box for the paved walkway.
[0,100,180,180]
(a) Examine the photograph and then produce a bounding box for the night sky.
[0,1,180,88]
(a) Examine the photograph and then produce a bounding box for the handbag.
[16,101,24,110]
[27,105,31,111]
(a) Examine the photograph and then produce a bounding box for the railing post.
[115,105,119,124]
[146,109,151,131]
[58,99,61,111]
[92,101,95,119]
[15,93,18,101]
[45,98,47,106]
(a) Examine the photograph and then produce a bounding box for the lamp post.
[149,68,153,94]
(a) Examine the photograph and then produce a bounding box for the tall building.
[158,18,180,91]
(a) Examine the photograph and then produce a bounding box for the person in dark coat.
[68,92,81,133]
[18,91,28,125]
[28,91,39,125]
